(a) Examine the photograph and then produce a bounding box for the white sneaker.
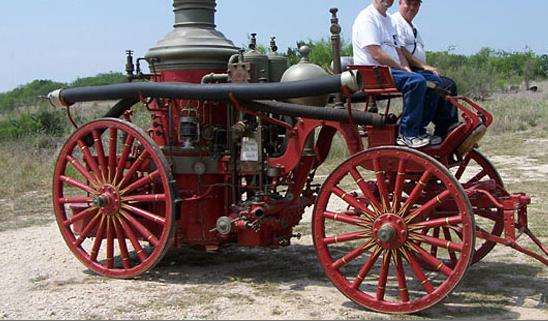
[421,133,443,145]
[397,136,430,148]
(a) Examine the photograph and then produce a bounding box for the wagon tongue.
[465,185,548,265]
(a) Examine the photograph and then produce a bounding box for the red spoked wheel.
[312,147,474,314]
[451,149,506,264]
[52,118,175,278]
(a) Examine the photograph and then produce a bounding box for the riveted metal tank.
[243,33,270,82]
[145,0,238,74]
[267,37,288,83]
[280,45,330,106]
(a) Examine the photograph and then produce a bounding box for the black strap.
[411,27,418,55]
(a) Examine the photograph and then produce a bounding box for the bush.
[0,73,125,114]
[70,72,126,88]
[0,107,66,140]
[287,39,353,70]
[0,80,65,113]
[427,48,546,97]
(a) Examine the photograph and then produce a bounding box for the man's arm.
[366,45,409,71]
[397,48,412,72]
[401,48,438,74]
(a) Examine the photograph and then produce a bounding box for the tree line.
[1,44,546,114]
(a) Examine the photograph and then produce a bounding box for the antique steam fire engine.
[46,0,547,314]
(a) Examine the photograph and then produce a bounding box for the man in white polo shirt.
[353,0,436,148]
[392,0,459,138]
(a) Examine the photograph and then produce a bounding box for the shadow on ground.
[83,243,546,319]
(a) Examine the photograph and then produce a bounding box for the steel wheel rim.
[312,147,474,314]
[52,118,175,278]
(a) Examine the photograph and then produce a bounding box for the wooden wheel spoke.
[351,248,381,289]
[409,215,462,230]
[108,128,118,182]
[105,217,115,269]
[63,206,98,227]
[90,216,107,262]
[114,135,135,185]
[442,227,459,263]
[323,211,369,227]
[123,194,167,204]
[405,190,451,223]
[122,204,166,226]
[74,212,103,247]
[349,168,382,214]
[392,159,407,212]
[430,227,440,257]
[112,217,132,270]
[399,170,432,215]
[331,240,375,270]
[331,187,376,219]
[118,215,148,262]
[92,129,108,181]
[466,169,487,186]
[454,153,472,180]
[121,170,161,195]
[393,250,410,302]
[411,231,464,252]
[324,231,369,245]
[373,159,390,210]
[118,150,150,189]
[60,175,97,195]
[59,196,93,204]
[77,139,101,182]
[120,210,160,246]
[376,250,392,301]
[409,243,453,276]
[402,248,435,294]
[66,155,99,187]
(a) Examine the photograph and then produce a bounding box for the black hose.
[103,98,140,118]
[248,100,385,127]
[59,75,348,105]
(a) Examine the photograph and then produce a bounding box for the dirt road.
[0,221,546,320]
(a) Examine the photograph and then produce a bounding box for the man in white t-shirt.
[353,0,436,148]
[392,0,459,138]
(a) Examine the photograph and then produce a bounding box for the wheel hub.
[93,185,121,215]
[377,224,396,243]
[372,214,408,249]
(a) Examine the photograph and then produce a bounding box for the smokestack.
[146,0,238,72]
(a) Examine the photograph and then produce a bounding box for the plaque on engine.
[240,137,259,162]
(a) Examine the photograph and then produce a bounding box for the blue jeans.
[417,71,459,137]
[391,69,428,138]
[434,76,459,137]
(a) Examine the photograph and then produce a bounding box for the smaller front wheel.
[312,147,474,314]
[52,118,176,278]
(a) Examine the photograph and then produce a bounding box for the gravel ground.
[0,211,546,320]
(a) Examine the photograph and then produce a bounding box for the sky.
[1,0,547,92]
